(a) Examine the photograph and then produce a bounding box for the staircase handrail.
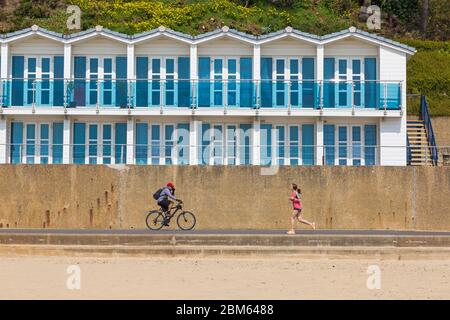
[420,95,438,165]
[406,135,412,165]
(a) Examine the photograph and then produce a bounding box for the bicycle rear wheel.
[177,211,196,231]
[146,210,165,230]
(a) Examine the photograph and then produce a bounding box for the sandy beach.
[0,256,449,300]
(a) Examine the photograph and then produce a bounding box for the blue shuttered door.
[364,58,377,108]
[136,57,149,107]
[136,123,148,165]
[10,122,23,164]
[178,57,190,108]
[302,124,315,165]
[53,56,64,107]
[302,58,315,108]
[364,125,377,165]
[261,58,272,108]
[74,56,86,107]
[52,123,63,164]
[12,56,24,107]
[115,123,127,164]
[324,124,335,166]
[198,57,210,107]
[324,58,335,108]
[73,123,86,164]
[240,57,253,108]
[116,57,128,108]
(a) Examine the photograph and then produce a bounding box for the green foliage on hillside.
[402,39,450,116]
[0,0,449,115]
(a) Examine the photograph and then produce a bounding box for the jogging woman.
[287,183,315,235]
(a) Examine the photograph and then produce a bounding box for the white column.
[127,44,135,108]
[253,44,261,81]
[316,45,324,108]
[1,43,9,107]
[316,118,324,165]
[189,118,200,165]
[126,117,134,165]
[127,44,135,80]
[0,117,7,164]
[190,44,198,80]
[253,45,261,108]
[252,118,260,165]
[316,45,324,82]
[63,117,71,164]
[63,43,72,108]
[1,43,8,79]
[63,43,72,79]
[190,44,198,107]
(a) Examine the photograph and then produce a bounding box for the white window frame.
[39,122,51,164]
[86,123,99,165]
[100,123,113,165]
[163,123,176,165]
[225,123,238,166]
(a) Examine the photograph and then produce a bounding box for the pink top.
[291,191,302,210]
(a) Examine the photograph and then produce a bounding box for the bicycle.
[145,200,197,231]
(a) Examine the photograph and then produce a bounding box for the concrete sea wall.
[0,165,449,231]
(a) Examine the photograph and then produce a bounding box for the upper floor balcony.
[0,78,403,113]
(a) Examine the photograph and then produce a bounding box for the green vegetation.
[0,0,449,115]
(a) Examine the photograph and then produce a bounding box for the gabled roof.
[320,27,415,54]
[0,25,416,55]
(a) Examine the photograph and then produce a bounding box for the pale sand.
[0,256,449,300]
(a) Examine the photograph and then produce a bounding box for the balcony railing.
[0,78,403,111]
[8,143,448,166]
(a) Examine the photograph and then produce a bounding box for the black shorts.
[158,198,171,211]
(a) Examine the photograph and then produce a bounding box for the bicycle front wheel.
[146,210,165,231]
[177,211,196,231]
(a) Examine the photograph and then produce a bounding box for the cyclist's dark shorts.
[158,199,171,211]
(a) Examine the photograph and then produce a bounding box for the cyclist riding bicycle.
[157,182,182,226]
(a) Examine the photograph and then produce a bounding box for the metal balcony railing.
[6,143,446,166]
[0,78,403,111]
